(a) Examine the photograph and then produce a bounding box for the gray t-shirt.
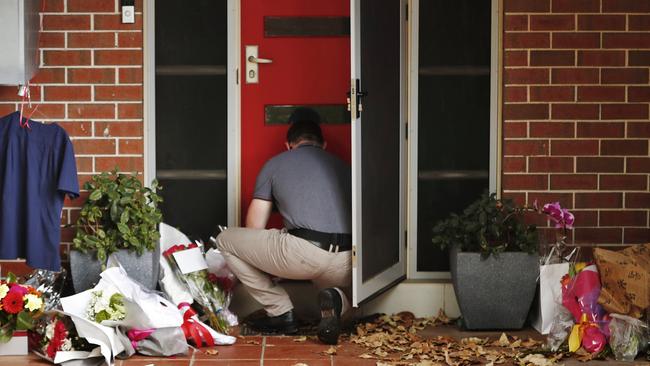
[253,144,351,234]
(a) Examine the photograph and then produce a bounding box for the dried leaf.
[496,333,510,347]
[204,349,219,356]
[293,336,307,342]
[359,353,374,359]
[246,340,261,345]
[292,363,309,366]
[322,346,337,355]
[518,353,555,366]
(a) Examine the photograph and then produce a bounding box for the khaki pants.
[216,228,352,316]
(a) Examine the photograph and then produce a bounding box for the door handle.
[247,55,273,64]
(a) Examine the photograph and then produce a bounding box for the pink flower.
[542,202,575,230]
[562,208,575,229]
[8,284,28,296]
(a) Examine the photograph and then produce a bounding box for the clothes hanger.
[17,83,40,129]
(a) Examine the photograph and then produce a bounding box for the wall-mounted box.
[0,0,40,85]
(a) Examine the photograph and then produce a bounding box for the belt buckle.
[328,244,339,253]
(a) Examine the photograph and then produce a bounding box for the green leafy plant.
[73,170,163,263]
[432,192,538,258]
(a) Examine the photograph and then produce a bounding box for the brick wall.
[503,0,650,247]
[0,0,144,274]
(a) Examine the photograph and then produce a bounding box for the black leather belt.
[288,228,352,252]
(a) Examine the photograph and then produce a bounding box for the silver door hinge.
[405,121,408,140]
[236,68,239,85]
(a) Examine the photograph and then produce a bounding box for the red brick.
[576,157,625,172]
[603,33,650,48]
[39,32,65,48]
[530,122,575,137]
[94,15,143,31]
[504,51,528,66]
[626,193,650,208]
[118,103,143,119]
[627,158,650,173]
[577,86,625,101]
[505,69,549,84]
[551,104,599,119]
[58,121,92,137]
[68,32,115,48]
[530,86,574,101]
[629,51,650,66]
[576,193,623,208]
[528,193,574,209]
[95,50,143,65]
[31,68,65,83]
[578,15,626,30]
[577,50,625,66]
[503,140,549,155]
[73,139,116,154]
[602,0,650,12]
[601,104,648,120]
[119,139,143,154]
[95,122,143,137]
[118,68,143,84]
[629,87,650,102]
[577,122,624,137]
[503,122,528,138]
[0,86,41,101]
[0,261,34,277]
[530,50,575,66]
[505,33,550,49]
[505,86,527,102]
[550,174,598,189]
[96,157,144,172]
[21,104,66,119]
[76,157,93,172]
[552,0,600,12]
[502,192,526,206]
[505,15,528,31]
[530,15,575,30]
[552,140,598,155]
[625,228,650,244]
[600,175,648,190]
[503,157,527,172]
[551,68,599,84]
[629,15,650,31]
[628,122,650,137]
[602,139,648,155]
[504,104,549,120]
[572,210,599,226]
[68,104,115,119]
[43,50,91,66]
[529,157,574,172]
[505,0,550,12]
[118,32,143,48]
[575,228,622,244]
[95,86,143,101]
[600,211,647,227]
[602,68,649,84]
[502,174,548,190]
[43,15,91,30]
[0,105,16,116]
[43,0,64,12]
[68,68,116,84]
[45,86,91,101]
[552,32,600,49]
[68,0,116,12]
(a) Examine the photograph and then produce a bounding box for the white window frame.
[406,0,503,279]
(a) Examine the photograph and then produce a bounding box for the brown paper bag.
[593,243,650,318]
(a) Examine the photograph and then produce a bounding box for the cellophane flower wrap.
[163,243,233,334]
[29,312,93,360]
[0,273,44,343]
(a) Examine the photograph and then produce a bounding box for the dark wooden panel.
[264,16,350,37]
[265,105,350,125]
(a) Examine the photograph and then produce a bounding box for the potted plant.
[70,170,163,292]
[432,192,539,330]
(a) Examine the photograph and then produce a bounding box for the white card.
[172,247,208,274]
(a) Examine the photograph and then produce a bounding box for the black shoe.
[317,288,343,345]
[246,310,298,334]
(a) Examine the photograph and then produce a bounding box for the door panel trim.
[227,0,241,226]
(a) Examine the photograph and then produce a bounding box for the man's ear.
[285,142,291,150]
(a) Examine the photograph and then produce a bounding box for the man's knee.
[215,230,235,254]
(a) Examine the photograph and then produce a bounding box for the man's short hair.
[286,107,324,145]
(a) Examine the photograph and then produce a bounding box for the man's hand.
[246,199,273,229]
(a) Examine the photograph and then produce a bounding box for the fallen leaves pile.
[348,310,563,366]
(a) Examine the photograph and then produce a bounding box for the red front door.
[240,0,351,226]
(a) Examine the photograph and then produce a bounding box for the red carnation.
[2,291,25,314]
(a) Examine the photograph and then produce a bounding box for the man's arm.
[246,198,273,229]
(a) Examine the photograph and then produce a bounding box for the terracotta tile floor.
[5,326,650,365]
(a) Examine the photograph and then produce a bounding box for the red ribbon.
[178,303,215,347]
[127,328,155,350]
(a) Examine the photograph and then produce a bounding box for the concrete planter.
[70,247,160,293]
[450,247,539,330]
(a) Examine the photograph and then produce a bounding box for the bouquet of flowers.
[29,312,93,360]
[86,290,126,323]
[0,273,44,343]
[163,243,233,334]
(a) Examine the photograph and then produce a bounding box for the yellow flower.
[23,294,43,312]
[0,284,8,300]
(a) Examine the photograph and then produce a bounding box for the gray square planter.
[450,247,539,330]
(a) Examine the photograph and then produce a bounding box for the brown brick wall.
[503,0,650,247]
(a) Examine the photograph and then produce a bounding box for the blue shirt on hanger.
[0,111,79,271]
